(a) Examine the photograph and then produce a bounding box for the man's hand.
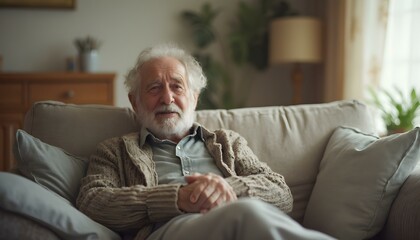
[177,173,237,213]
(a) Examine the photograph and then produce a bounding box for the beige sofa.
[0,100,419,240]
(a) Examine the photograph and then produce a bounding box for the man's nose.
[161,85,175,105]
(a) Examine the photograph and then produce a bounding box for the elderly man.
[76,44,333,240]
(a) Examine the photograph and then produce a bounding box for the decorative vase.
[79,50,99,72]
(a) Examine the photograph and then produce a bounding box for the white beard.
[138,103,195,140]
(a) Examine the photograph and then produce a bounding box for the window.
[380,0,420,94]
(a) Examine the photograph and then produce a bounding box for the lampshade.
[269,17,322,64]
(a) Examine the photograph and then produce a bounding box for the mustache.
[154,104,183,115]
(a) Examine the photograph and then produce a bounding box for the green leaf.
[181,3,219,48]
[229,34,249,65]
[227,0,296,70]
[369,86,420,133]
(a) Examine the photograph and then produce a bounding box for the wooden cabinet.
[0,72,115,171]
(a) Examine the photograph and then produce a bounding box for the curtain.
[323,0,420,132]
[323,0,389,102]
[322,0,345,102]
[379,0,420,127]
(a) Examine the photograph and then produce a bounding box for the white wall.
[0,0,320,108]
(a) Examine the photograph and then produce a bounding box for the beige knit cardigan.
[76,126,293,239]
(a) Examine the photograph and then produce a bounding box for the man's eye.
[173,85,184,92]
[149,86,161,93]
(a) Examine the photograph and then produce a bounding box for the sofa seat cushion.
[0,172,120,240]
[303,127,420,239]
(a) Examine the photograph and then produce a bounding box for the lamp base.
[291,63,303,105]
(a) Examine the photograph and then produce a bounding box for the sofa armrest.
[381,165,420,240]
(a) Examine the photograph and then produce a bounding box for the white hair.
[125,43,207,95]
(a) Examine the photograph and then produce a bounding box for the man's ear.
[128,93,138,113]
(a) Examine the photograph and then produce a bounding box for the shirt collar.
[139,123,204,147]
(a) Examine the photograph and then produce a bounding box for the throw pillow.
[303,126,420,240]
[0,172,120,240]
[13,129,88,205]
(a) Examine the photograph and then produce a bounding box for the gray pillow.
[14,129,87,205]
[303,126,420,240]
[0,172,120,240]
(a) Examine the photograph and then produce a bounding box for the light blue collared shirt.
[139,124,223,184]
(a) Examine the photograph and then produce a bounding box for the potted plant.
[370,87,420,134]
[74,36,101,72]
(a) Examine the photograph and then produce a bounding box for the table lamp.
[269,17,322,104]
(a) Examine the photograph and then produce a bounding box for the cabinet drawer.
[28,82,111,105]
[0,83,24,108]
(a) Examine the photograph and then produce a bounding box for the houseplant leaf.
[370,87,420,134]
[181,3,219,48]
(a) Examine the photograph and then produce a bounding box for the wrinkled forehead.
[140,57,186,78]
[138,57,191,91]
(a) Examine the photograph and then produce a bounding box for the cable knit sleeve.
[76,137,183,232]
[217,130,293,213]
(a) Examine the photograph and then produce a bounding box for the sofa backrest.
[23,100,376,223]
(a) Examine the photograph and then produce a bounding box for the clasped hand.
[177,173,237,213]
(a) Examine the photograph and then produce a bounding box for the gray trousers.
[147,198,335,240]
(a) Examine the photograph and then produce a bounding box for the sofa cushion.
[14,129,87,205]
[0,208,60,240]
[0,172,120,240]
[24,101,140,158]
[303,127,420,239]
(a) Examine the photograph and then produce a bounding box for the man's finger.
[184,173,201,184]
[190,181,207,203]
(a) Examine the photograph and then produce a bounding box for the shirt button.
[177,146,181,150]
[184,170,190,175]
